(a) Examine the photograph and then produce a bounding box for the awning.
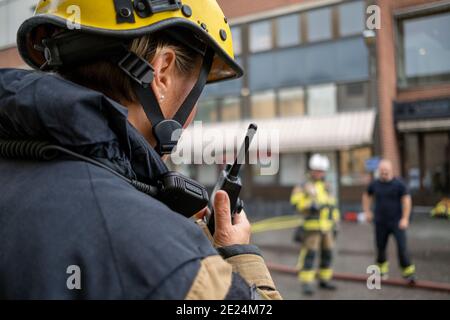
[176,110,376,155]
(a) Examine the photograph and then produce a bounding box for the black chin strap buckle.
[118,51,154,87]
[153,120,183,155]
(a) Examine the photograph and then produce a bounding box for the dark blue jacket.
[0,69,254,299]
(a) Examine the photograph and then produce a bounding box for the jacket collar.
[0,68,168,183]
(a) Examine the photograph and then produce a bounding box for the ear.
[150,48,176,101]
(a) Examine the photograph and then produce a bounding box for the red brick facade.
[0,46,25,69]
[218,0,313,18]
[376,0,450,174]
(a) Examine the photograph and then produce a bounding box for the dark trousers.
[375,222,412,268]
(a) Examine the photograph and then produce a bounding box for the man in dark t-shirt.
[362,160,416,283]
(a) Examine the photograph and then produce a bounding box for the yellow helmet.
[17,0,243,155]
[17,0,243,83]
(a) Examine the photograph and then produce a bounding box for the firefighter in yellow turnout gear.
[431,197,450,219]
[291,154,340,295]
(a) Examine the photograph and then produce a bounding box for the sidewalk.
[252,213,450,299]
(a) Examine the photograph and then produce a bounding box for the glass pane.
[325,152,338,198]
[248,53,277,90]
[423,133,450,195]
[250,20,272,52]
[337,81,369,112]
[196,99,219,123]
[339,1,365,36]
[231,27,242,56]
[221,96,241,122]
[251,91,276,119]
[248,37,369,91]
[279,87,305,117]
[340,147,372,186]
[277,14,300,47]
[403,12,450,78]
[280,153,306,186]
[335,37,370,82]
[307,7,332,42]
[307,83,337,116]
[197,164,218,186]
[404,134,420,192]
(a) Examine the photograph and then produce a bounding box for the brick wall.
[376,0,450,175]
[217,0,313,18]
[0,46,25,68]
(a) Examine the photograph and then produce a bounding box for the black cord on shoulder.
[0,140,159,197]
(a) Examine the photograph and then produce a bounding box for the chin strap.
[117,47,214,155]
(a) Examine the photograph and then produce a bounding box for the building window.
[196,99,219,123]
[251,91,276,119]
[338,1,365,37]
[221,96,241,122]
[249,20,273,52]
[337,81,369,112]
[403,133,420,192]
[307,7,332,42]
[307,83,337,116]
[398,11,450,87]
[279,87,305,117]
[231,27,242,56]
[276,14,301,47]
[340,147,372,186]
[423,133,450,196]
[280,153,306,186]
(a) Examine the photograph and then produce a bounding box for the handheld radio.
[206,124,258,235]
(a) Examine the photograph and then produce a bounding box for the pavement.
[251,213,450,300]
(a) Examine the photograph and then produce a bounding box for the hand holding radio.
[212,190,251,247]
[205,124,257,236]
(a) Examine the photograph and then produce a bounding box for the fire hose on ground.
[251,215,450,293]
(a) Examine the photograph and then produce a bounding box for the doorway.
[402,131,450,205]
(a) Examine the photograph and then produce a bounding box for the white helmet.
[309,154,330,171]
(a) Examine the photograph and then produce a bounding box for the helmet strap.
[119,48,214,155]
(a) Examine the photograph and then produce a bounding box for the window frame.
[395,7,450,89]
[275,13,302,49]
[249,19,274,53]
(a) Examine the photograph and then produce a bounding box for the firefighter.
[290,154,340,295]
[431,197,450,219]
[0,0,282,299]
